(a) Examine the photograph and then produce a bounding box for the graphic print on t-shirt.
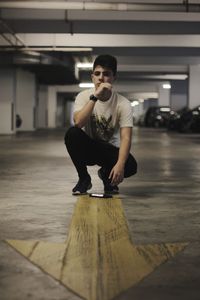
[90,114,115,142]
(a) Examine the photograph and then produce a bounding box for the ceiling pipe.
[0,1,199,12]
[0,33,14,47]
[0,19,26,47]
[0,47,93,52]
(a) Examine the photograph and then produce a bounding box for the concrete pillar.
[133,101,144,124]
[189,65,200,109]
[37,85,48,128]
[16,69,36,131]
[170,80,188,111]
[0,68,15,134]
[143,98,158,111]
[47,86,57,128]
[158,83,170,106]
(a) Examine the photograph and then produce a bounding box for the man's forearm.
[109,130,132,185]
[74,100,96,128]
[117,127,132,166]
[117,138,131,167]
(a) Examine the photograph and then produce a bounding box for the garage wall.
[15,69,36,131]
[0,69,15,134]
[37,85,48,128]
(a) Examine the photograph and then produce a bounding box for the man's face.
[91,65,115,89]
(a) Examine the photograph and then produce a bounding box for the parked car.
[167,107,189,131]
[179,105,200,133]
[144,106,171,128]
[168,105,200,133]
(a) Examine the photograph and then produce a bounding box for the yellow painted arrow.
[6,196,188,300]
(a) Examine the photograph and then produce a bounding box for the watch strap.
[89,94,98,102]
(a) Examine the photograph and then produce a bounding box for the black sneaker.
[98,168,119,195]
[72,176,92,195]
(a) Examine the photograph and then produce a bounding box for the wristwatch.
[89,94,98,102]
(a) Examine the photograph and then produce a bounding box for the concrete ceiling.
[0,0,200,89]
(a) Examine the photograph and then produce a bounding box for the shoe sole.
[72,183,92,196]
[104,189,119,195]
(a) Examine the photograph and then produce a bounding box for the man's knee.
[124,155,137,178]
[131,158,137,175]
[64,126,82,145]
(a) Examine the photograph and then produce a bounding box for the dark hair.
[93,54,117,76]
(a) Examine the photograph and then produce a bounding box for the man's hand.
[109,162,124,186]
[94,83,112,101]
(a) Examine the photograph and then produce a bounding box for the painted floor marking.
[6,195,188,300]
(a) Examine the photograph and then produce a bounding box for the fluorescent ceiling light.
[79,83,94,88]
[160,74,187,80]
[76,63,93,69]
[131,74,188,80]
[162,83,171,89]
[131,101,139,107]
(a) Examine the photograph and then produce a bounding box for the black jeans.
[64,126,137,180]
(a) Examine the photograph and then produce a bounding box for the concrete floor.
[0,127,200,300]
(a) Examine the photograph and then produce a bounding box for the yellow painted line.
[6,195,188,300]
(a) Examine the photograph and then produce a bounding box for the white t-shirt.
[74,88,133,147]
